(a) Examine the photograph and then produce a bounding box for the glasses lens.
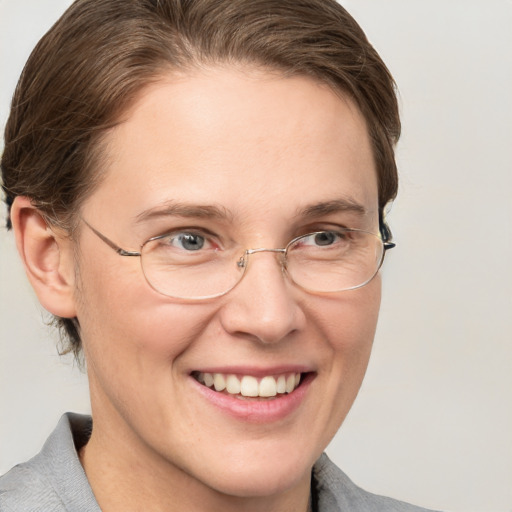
[139,229,385,299]
[285,230,384,292]
[140,236,243,299]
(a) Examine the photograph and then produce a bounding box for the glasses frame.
[81,219,396,300]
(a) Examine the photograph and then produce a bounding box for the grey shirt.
[0,413,439,511]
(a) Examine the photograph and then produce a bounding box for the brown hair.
[1,0,400,357]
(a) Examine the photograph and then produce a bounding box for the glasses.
[81,219,395,300]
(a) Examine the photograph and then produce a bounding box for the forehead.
[87,67,378,229]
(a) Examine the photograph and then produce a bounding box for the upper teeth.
[196,372,302,398]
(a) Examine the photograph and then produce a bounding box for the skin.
[13,66,382,512]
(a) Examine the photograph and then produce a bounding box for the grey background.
[1,1,511,511]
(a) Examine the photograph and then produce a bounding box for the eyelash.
[153,225,216,238]
[298,222,350,236]
[150,222,355,248]
[162,227,215,238]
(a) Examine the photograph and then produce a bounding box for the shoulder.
[0,462,58,512]
[313,453,442,512]
[0,413,99,512]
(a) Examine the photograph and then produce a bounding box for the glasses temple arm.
[379,211,396,251]
[81,219,141,257]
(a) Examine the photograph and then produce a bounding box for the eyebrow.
[297,198,369,220]
[135,201,232,223]
[135,197,368,225]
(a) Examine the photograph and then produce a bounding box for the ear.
[10,196,78,318]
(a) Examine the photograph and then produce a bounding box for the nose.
[218,250,306,344]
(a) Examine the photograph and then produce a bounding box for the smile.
[193,372,302,398]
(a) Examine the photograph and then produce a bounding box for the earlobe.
[11,196,78,318]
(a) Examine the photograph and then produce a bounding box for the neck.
[79,411,312,512]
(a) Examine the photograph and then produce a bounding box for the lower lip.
[190,373,315,424]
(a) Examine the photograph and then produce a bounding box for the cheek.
[291,278,381,456]
[318,275,381,352]
[316,276,381,399]
[74,253,213,378]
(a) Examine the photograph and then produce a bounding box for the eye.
[169,232,206,251]
[298,230,349,248]
[312,231,337,246]
[155,230,220,253]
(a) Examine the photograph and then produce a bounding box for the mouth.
[191,371,304,400]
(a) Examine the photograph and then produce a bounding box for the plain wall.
[1,1,511,511]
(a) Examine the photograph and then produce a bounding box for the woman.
[0,0,438,510]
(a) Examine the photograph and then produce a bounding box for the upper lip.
[190,365,314,377]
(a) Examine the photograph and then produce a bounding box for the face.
[74,67,381,499]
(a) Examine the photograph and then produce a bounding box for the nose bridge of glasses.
[246,247,286,256]
[237,247,287,269]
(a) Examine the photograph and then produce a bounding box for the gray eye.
[173,233,205,251]
[313,231,337,246]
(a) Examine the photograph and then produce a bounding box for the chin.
[187,437,319,498]
[207,461,311,499]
